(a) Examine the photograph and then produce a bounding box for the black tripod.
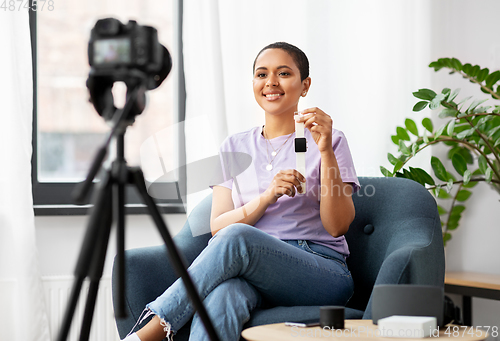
[57,88,219,341]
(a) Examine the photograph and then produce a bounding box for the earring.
[302,91,307,96]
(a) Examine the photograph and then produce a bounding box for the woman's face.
[253,48,310,118]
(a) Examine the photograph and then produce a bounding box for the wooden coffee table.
[241,319,489,340]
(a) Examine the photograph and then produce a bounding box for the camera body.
[86,18,172,120]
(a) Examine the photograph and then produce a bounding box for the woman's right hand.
[263,169,306,205]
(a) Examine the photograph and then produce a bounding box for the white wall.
[429,0,500,335]
[35,213,187,278]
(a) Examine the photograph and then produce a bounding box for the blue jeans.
[146,223,354,341]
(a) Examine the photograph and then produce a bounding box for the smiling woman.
[120,42,360,341]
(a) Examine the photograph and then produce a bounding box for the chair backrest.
[345,177,444,313]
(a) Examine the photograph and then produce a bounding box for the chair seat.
[243,306,364,328]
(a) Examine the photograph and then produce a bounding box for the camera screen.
[93,38,131,65]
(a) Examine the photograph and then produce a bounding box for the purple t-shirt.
[214,126,360,257]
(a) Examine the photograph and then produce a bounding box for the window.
[30,0,186,215]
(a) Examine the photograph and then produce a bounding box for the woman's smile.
[263,91,284,101]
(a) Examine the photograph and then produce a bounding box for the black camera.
[86,18,172,120]
[88,18,171,81]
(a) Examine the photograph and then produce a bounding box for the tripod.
[57,88,219,341]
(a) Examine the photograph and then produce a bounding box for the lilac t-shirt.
[213,126,360,257]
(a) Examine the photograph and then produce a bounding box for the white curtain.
[0,11,51,341]
[183,0,432,213]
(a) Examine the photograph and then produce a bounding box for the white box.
[377,315,437,338]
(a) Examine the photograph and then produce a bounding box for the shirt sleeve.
[332,130,360,193]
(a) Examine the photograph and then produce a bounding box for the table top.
[241,320,489,341]
[445,271,500,291]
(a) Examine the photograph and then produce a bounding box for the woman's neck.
[264,112,296,139]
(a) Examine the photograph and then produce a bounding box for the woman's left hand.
[296,107,333,154]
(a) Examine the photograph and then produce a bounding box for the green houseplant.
[381,58,500,245]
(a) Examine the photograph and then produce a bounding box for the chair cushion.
[244,306,364,328]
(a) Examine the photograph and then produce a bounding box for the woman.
[123,42,360,341]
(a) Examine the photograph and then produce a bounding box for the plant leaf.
[422,118,433,133]
[458,96,473,106]
[397,127,411,141]
[413,89,437,101]
[439,108,459,118]
[494,137,500,147]
[448,88,460,102]
[476,115,493,128]
[380,166,392,177]
[476,68,490,82]
[451,205,466,216]
[387,153,399,166]
[407,167,425,186]
[435,124,447,138]
[437,187,452,199]
[451,58,463,71]
[430,93,446,110]
[447,120,456,136]
[459,147,473,164]
[485,167,493,182]
[393,160,404,173]
[411,143,418,156]
[429,61,444,72]
[437,205,447,215]
[470,65,480,77]
[446,178,454,193]
[410,167,435,186]
[467,98,488,113]
[478,154,488,174]
[463,177,479,188]
[456,128,475,139]
[447,218,459,231]
[456,189,472,202]
[463,169,472,185]
[423,131,429,143]
[405,118,419,136]
[443,232,452,245]
[487,125,500,138]
[413,101,429,112]
[391,135,399,145]
[399,140,411,156]
[431,156,449,181]
[485,70,500,88]
[451,153,467,176]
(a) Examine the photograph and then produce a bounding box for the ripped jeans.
[145,223,354,341]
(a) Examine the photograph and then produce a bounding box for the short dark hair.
[253,42,309,81]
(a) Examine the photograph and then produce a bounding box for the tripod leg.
[79,187,113,341]
[57,172,113,341]
[115,163,127,318]
[57,277,85,341]
[129,167,220,341]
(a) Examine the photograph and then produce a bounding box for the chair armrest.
[362,221,445,319]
